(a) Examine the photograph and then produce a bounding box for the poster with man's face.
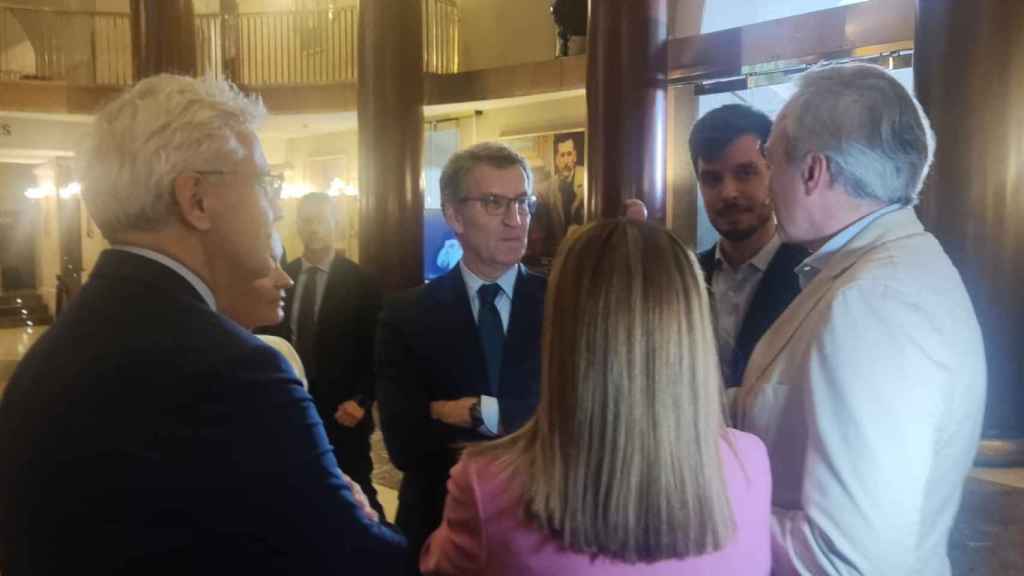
[554,131,585,186]
[499,130,586,274]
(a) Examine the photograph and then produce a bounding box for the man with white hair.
[0,75,404,574]
[735,63,986,575]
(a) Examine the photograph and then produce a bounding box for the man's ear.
[443,203,464,236]
[802,153,829,198]
[173,173,213,231]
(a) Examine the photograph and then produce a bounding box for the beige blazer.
[735,207,986,576]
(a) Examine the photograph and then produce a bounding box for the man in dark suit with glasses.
[376,142,546,574]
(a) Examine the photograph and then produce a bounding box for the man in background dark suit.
[0,75,403,575]
[690,104,809,387]
[276,191,384,516]
[376,142,546,574]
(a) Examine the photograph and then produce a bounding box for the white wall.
[461,93,586,143]
[457,0,556,71]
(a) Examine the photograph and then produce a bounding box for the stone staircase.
[0,291,53,330]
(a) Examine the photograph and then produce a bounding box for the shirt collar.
[714,233,782,273]
[301,254,334,275]
[459,260,519,301]
[796,203,903,288]
[110,245,217,311]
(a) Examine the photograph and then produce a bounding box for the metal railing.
[0,5,132,85]
[424,0,460,74]
[0,2,460,87]
[229,7,359,85]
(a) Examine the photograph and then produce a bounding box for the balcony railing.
[424,0,460,74]
[217,7,360,85]
[0,1,460,87]
[0,5,132,85]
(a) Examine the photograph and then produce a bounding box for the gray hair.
[780,63,935,206]
[439,141,532,210]
[79,74,266,237]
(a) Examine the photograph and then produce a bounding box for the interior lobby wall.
[456,0,557,71]
[0,163,37,294]
[0,115,90,157]
[462,93,587,144]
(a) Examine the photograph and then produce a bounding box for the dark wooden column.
[130,0,198,79]
[586,0,669,223]
[915,0,1024,435]
[357,0,424,292]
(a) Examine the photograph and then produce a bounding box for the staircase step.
[0,297,48,311]
[0,292,45,307]
[0,316,51,329]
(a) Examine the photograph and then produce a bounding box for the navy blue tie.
[477,283,505,396]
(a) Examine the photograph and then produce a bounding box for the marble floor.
[370,419,402,523]
[0,326,44,397]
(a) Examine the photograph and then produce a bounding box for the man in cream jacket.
[736,63,986,575]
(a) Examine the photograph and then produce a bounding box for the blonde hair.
[467,220,734,562]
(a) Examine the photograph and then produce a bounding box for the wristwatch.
[469,397,483,429]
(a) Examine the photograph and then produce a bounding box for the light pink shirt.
[421,428,772,576]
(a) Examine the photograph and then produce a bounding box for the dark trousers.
[396,466,449,575]
[325,420,385,518]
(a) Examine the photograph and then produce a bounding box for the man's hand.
[429,397,478,428]
[342,472,379,523]
[335,400,366,428]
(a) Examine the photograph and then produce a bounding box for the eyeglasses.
[194,171,284,198]
[460,194,538,217]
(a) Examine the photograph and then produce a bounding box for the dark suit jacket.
[277,254,381,434]
[375,264,546,552]
[699,242,808,387]
[0,250,404,575]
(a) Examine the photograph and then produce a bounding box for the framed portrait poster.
[500,129,586,274]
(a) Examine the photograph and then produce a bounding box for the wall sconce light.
[59,182,81,199]
[327,177,358,197]
[24,181,82,200]
[24,184,54,199]
[280,181,312,199]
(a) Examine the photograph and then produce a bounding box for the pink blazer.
[421,428,771,576]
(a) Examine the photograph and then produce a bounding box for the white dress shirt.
[711,234,781,384]
[459,260,519,436]
[795,203,901,289]
[289,255,334,340]
[111,245,217,310]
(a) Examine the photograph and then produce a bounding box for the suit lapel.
[698,246,717,286]
[433,265,490,396]
[316,255,346,332]
[502,267,543,388]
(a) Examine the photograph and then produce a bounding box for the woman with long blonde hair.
[421,220,771,575]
